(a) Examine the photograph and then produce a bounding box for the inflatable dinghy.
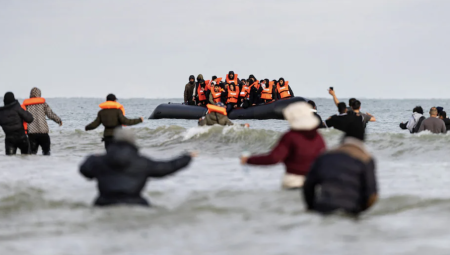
[149,97,307,120]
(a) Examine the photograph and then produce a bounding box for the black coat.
[0,100,34,136]
[80,142,192,206]
[303,142,378,215]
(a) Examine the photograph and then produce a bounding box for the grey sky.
[1,0,449,99]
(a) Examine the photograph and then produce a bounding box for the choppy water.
[1,98,450,255]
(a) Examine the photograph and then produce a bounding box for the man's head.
[214,84,220,92]
[189,75,195,84]
[351,100,362,111]
[3,92,15,106]
[216,102,226,108]
[349,98,357,108]
[197,74,204,82]
[229,84,235,91]
[440,111,447,119]
[307,100,317,110]
[248,74,255,82]
[106,94,117,102]
[430,107,438,117]
[413,106,424,115]
[437,106,444,116]
[114,128,137,147]
[338,102,347,114]
[228,71,234,80]
[260,80,266,84]
[212,75,217,81]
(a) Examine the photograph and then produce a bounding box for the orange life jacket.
[21,98,46,134]
[260,82,273,100]
[240,85,250,99]
[211,91,222,103]
[227,87,239,104]
[207,104,227,116]
[99,101,125,115]
[226,74,238,84]
[204,80,211,90]
[197,84,207,101]
[277,81,291,99]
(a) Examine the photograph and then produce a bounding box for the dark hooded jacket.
[80,141,192,206]
[24,87,62,134]
[276,78,294,100]
[0,100,34,136]
[303,137,378,215]
[184,75,196,104]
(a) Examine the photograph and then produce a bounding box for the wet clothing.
[85,108,142,137]
[303,138,378,215]
[417,117,446,134]
[247,130,326,177]
[325,113,364,134]
[80,141,192,206]
[29,133,51,155]
[5,134,30,155]
[198,112,235,126]
[0,100,34,136]
[184,75,196,105]
[399,112,425,133]
[442,118,450,133]
[24,88,62,134]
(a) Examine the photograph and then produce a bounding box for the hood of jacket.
[30,87,42,98]
[197,74,204,81]
[105,142,139,170]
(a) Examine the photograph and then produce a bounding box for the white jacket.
[406,112,423,133]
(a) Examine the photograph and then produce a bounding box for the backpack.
[412,116,426,133]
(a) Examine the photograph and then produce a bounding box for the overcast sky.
[1,0,449,99]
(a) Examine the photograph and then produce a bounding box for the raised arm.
[328,89,340,106]
[44,103,62,125]
[146,154,192,178]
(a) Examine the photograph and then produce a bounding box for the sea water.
[1,98,450,255]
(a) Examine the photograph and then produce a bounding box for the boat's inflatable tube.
[149,97,307,120]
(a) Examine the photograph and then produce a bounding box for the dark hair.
[351,100,361,110]
[413,106,424,115]
[106,94,117,101]
[338,102,347,114]
[212,76,217,80]
[307,100,316,109]
[349,98,357,107]
[440,111,447,119]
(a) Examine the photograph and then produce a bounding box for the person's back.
[80,129,192,206]
[418,107,446,134]
[0,92,34,155]
[23,87,62,155]
[303,135,378,215]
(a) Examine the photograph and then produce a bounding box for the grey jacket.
[198,112,234,126]
[418,117,446,134]
[24,88,62,134]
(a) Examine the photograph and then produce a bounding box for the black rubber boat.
[149,97,307,120]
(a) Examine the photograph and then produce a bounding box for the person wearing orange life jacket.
[258,79,277,103]
[196,80,208,106]
[238,80,251,109]
[85,94,144,149]
[192,74,204,105]
[225,71,240,85]
[198,102,250,127]
[225,83,240,114]
[208,84,226,105]
[276,77,294,100]
[22,87,62,156]
[248,79,261,106]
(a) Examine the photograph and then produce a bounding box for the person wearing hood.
[193,74,204,104]
[238,80,251,109]
[85,94,143,149]
[241,102,326,189]
[439,111,450,132]
[198,102,249,127]
[22,87,62,155]
[80,128,194,207]
[225,71,240,85]
[303,121,378,216]
[400,106,425,133]
[0,92,34,155]
[276,78,294,100]
[196,79,208,106]
[184,75,196,105]
[248,78,261,106]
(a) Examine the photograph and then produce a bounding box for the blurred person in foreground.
[303,121,378,216]
[241,102,326,189]
[80,128,194,207]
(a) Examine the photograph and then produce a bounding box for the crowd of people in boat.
[184,71,295,114]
